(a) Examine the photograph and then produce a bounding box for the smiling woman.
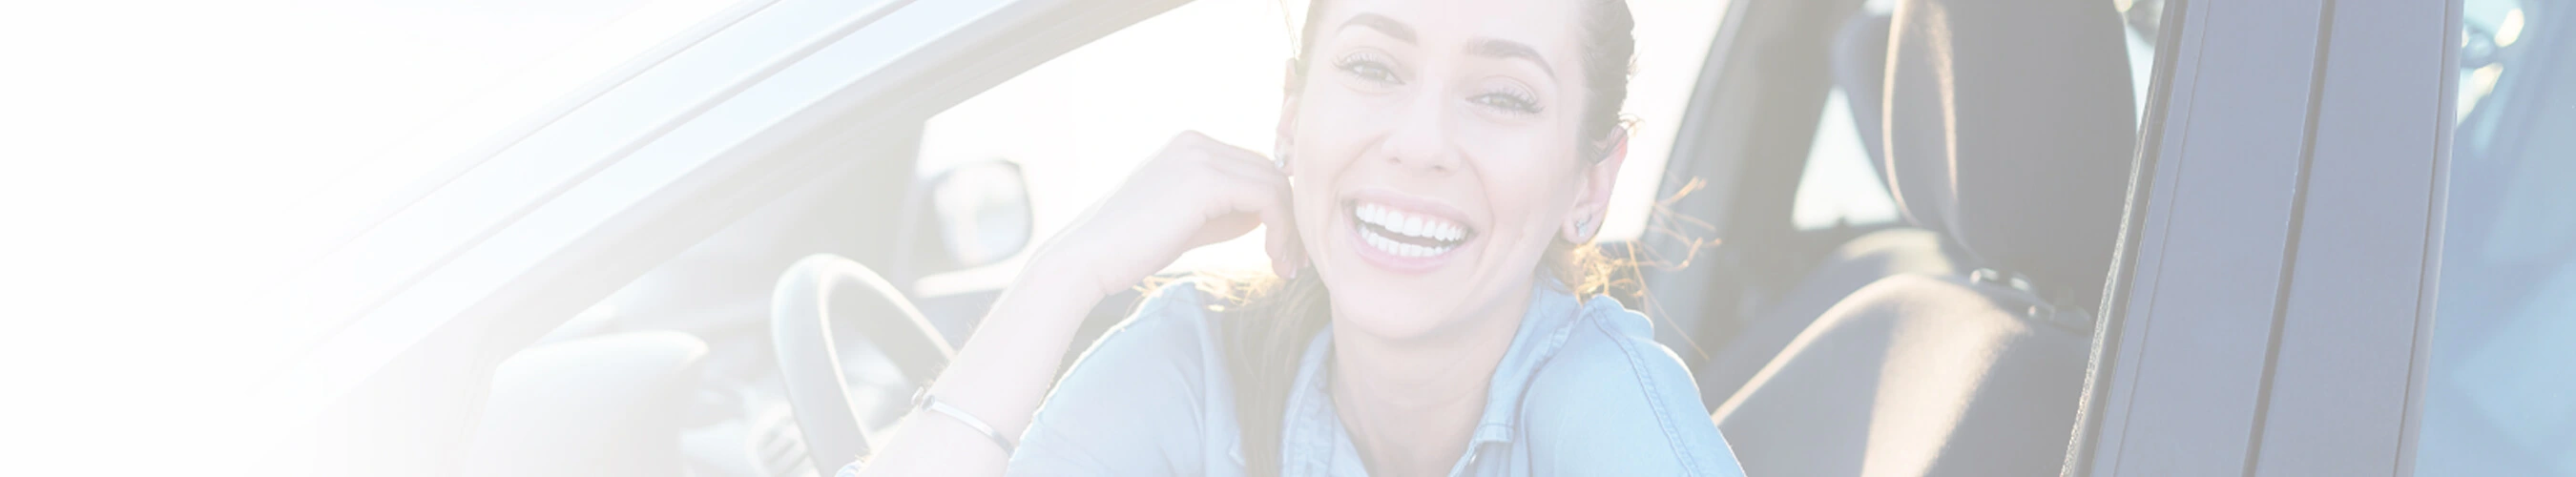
[844,0,1745,476]
[916,0,1720,286]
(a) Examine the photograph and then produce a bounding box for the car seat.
[1691,8,1967,409]
[1710,0,2136,473]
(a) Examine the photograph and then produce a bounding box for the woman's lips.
[1345,198,1477,273]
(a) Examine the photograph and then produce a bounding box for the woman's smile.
[1340,191,1481,274]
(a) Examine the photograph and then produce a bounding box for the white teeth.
[1354,201,1466,242]
[1360,224,1455,258]
[1352,201,1470,259]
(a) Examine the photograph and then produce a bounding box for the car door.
[2061,0,2565,474]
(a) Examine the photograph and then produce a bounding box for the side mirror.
[894,159,1033,281]
[930,160,1034,268]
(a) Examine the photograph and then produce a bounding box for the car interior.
[448,0,2164,475]
[1706,0,2136,474]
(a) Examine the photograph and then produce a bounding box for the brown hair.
[1215,1,1639,473]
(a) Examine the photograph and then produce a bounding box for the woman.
[850,0,1742,475]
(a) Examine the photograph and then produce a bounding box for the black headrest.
[1883,0,2136,307]
[1833,10,1898,197]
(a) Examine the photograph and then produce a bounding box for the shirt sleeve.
[1522,303,1749,477]
[1005,280,1227,476]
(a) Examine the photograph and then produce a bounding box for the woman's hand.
[1031,131,1305,298]
[854,132,1305,477]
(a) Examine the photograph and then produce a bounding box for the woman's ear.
[1276,58,1302,174]
[1564,127,1631,242]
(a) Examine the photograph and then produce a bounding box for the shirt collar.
[1469,279,1589,446]
[1279,279,1591,465]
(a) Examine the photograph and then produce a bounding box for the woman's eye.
[1472,92,1541,114]
[1336,56,1402,85]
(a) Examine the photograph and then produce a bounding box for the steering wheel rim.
[771,254,955,473]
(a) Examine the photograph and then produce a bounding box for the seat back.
[1835,8,1898,190]
[1691,7,1950,411]
[1712,0,2135,473]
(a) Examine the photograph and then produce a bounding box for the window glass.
[1790,88,1901,231]
[2416,0,2576,475]
[915,0,1730,287]
[2118,0,2163,117]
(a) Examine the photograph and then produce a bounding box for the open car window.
[912,0,1731,297]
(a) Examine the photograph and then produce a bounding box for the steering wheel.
[770,254,956,473]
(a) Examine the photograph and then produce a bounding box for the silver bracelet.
[912,386,1016,454]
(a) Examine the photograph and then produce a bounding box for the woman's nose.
[1381,93,1460,174]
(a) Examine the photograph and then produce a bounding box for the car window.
[916,0,1291,280]
[915,0,1729,284]
[2414,0,2576,474]
[1791,87,1901,231]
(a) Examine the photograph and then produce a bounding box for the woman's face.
[1284,0,1620,342]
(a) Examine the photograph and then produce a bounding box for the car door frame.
[2066,0,2461,474]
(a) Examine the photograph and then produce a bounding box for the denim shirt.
[845,278,1745,476]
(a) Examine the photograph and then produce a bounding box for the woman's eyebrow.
[1465,38,1555,80]
[1334,13,1552,80]
[1338,13,1416,43]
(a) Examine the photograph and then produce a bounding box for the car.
[258,0,2565,475]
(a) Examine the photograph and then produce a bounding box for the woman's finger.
[1188,146,1302,279]
[1140,131,1303,278]
[1180,156,1296,257]
[1259,182,1303,280]
[1181,138,1303,280]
